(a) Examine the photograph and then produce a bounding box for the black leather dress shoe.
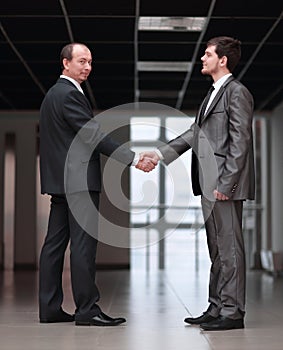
[40,309,75,323]
[184,312,217,325]
[200,315,244,331]
[75,312,126,326]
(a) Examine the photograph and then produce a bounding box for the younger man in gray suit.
[141,36,255,331]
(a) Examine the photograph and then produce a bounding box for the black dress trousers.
[39,191,101,321]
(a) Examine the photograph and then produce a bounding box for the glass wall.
[130,114,264,271]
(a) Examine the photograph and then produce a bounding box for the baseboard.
[14,263,37,270]
[260,250,283,273]
[96,263,130,270]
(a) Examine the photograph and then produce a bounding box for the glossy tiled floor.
[1,233,283,350]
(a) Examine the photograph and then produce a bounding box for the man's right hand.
[135,151,160,172]
[139,151,160,164]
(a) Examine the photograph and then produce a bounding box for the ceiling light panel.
[138,17,206,31]
[137,61,191,72]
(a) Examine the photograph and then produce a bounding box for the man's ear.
[220,56,227,67]
[63,58,69,70]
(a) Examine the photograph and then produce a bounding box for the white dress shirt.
[60,75,84,94]
[205,73,232,114]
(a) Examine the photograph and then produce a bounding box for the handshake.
[135,151,160,173]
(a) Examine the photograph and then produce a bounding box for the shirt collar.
[213,73,232,91]
[60,75,84,94]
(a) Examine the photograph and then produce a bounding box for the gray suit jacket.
[158,76,255,201]
[39,78,135,195]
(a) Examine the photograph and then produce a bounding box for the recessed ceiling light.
[137,61,191,72]
[138,17,206,32]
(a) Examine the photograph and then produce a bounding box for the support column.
[268,102,283,272]
[14,121,37,269]
[0,132,5,268]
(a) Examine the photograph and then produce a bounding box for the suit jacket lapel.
[200,76,234,124]
[58,77,93,112]
[196,99,205,124]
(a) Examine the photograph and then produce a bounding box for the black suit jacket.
[158,76,255,200]
[39,78,135,195]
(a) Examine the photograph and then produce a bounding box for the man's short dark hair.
[207,36,241,72]
[60,42,88,70]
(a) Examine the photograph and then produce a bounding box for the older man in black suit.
[39,43,156,326]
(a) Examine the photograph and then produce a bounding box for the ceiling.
[0,1,282,113]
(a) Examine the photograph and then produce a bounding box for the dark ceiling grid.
[237,10,283,111]
[0,1,282,112]
[175,0,217,110]
[134,0,140,103]
[58,0,97,109]
[0,21,46,96]
[0,19,48,110]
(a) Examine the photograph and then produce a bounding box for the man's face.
[200,45,220,76]
[63,44,92,84]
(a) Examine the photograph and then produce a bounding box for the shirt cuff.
[131,153,140,166]
[155,149,164,160]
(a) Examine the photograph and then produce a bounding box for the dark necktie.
[199,86,214,124]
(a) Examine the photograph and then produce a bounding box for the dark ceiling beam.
[175,0,217,110]
[237,10,283,111]
[1,15,279,20]
[237,10,283,81]
[59,0,97,109]
[257,83,283,112]
[0,21,46,96]
[0,90,17,110]
[59,0,74,41]
[134,0,140,103]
